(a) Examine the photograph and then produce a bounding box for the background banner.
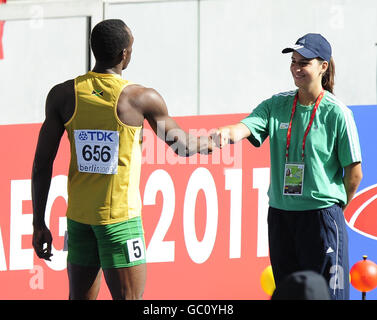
[0,108,375,300]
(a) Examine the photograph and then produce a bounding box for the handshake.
[203,123,250,153]
[210,127,232,149]
[192,127,232,156]
[154,121,250,157]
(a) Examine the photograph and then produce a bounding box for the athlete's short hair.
[90,19,130,62]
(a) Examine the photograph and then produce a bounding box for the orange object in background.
[350,256,377,293]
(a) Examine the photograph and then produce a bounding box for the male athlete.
[32,19,213,300]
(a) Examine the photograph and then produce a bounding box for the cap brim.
[282,47,294,54]
[282,47,317,59]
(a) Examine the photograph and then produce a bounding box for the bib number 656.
[82,145,111,162]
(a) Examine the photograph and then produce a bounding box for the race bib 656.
[74,129,119,174]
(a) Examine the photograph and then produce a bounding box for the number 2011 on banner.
[144,167,270,264]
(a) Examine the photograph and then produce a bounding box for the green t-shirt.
[240,90,362,211]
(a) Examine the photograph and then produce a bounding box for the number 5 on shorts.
[126,238,145,262]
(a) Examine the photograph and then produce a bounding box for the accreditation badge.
[283,163,304,196]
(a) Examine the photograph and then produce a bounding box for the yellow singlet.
[64,71,142,225]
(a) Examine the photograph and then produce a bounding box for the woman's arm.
[212,123,251,148]
[342,162,362,211]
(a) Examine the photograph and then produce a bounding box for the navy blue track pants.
[268,204,349,300]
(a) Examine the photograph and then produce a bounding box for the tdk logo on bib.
[78,131,88,140]
[74,129,119,175]
[77,130,114,142]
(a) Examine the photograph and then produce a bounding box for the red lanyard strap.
[285,90,324,162]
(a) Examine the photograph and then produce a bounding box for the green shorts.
[67,217,146,269]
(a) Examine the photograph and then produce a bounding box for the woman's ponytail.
[322,57,335,94]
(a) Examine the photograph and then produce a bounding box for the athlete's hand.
[32,224,53,261]
[211,128,231,149]
[198,135,214,154]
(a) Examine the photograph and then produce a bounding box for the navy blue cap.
[282,33,332,62]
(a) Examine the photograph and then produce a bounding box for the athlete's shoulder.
[46,79,75,123]
[123,83,151,96]
[119,83,167,119]
[123,84,165,107]
[47,79,74,106]
[50,79,74,93]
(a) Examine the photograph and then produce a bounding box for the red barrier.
[0,113,272,299]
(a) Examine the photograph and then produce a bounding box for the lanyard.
[285,90,324,162]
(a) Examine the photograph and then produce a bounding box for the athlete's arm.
[342,162,363,211]
[212,123,251,148]
[31,84,67,261]
[132,86,213,155]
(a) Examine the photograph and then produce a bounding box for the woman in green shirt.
[212,33,362,300]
